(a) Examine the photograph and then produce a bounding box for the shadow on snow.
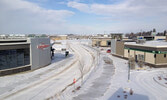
[108,88,149,100]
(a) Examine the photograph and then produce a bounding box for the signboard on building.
[37,43,50,50]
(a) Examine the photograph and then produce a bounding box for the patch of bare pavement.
[73,55,115,100]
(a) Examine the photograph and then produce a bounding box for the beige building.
[154,36,166,40]
[115,41,125,56]
[124,41,167,67]
[92,37,111,47]
[111,39,134,57]
[50,35,67,40]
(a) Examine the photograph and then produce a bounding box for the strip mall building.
[124,41,167,67]
[111,39,167,67]
[0,38,51,76]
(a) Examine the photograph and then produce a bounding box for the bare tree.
[153,28,156,32]
[164,30,167,36]
[138,55,144,68]
[79,60,84,85]
[127,56,135,81]
[129,56,135,70]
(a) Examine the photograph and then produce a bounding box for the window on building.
[0,48,30,70]
[107,41,111,46]
[164,54,166,58]
[154,54,156,58]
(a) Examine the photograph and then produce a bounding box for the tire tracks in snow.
[135,70,167,100]
[0,45,79,100]
[49,44,97,100]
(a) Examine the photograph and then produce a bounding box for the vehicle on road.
[106,49,111,53]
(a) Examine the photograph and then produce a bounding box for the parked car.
[106,49,111,53]
[65,51,69,57]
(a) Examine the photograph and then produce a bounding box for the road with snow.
[0,41,97,100]
[0,40,167,100]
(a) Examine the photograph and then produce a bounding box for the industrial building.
[0,38,51,76]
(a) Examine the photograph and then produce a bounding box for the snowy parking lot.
[0,40,167,100]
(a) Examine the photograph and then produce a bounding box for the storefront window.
[0,49,30,70]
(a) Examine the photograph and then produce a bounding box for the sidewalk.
[72,54,115,100]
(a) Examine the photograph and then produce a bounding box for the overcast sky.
[0,0,167,34]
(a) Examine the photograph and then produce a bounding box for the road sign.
[73,78,76,84]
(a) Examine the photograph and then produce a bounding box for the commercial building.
[50,35,67,40]
[92,33,124,47]
[124,41,167,67]
[111,37,167,67]
[92,37,111,47]
[111,39,134,57]
[0,38,51,76]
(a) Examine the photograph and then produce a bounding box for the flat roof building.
[92,37,111,47]
[111,39,134,57]
[124,41,167,67]
[0,38,51,76]
[50,35,67,40]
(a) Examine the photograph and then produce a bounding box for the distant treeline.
[125,28,167,39]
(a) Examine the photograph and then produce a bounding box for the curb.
[153,77,167,88]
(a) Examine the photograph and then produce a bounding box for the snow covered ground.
[60,41,167,100]
[104,55,167,100]
[0,40,97,100]
[65,46,167,100]
[0,40,167,100]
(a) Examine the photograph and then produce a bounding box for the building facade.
[124,41,167,67]
[111,39,167,67]
[50,35,67,40]
[92,37,111,47]
[111,39,134,57]
[0,38,51,76]
[111,39,117,54]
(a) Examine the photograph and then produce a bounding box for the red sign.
[73,78,76,84]
[37,43,50,50]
